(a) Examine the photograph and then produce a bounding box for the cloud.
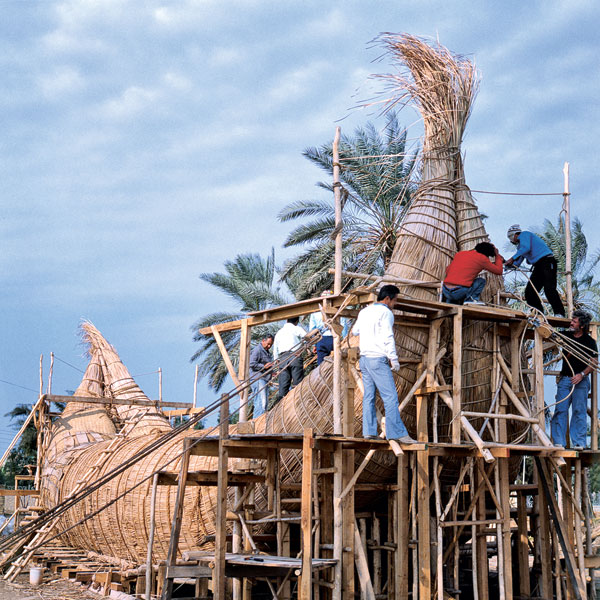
[38,65,85,98]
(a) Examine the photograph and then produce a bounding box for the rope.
[0,334,321,563]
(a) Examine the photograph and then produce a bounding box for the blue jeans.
[251,377,269,418]
[316,336,333,365]
[442,277,486,304]
[551,375,590,447]
[359,356,409,439]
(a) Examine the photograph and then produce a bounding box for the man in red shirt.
[442,242,504,305]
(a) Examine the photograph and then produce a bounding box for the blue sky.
[1,1,599,449]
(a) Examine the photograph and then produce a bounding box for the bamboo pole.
[563,162,573,316]
[193,364,199,409]
[238,319,250,423]
[158,367,162,405]
[47,352,54,394]
[333,126,342,296]
[301,429,314,600]
[574,460,585,587]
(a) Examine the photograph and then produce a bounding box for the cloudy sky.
[1,0,598,449]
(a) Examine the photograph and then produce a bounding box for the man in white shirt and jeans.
[273,317,309,401]
[352,285,415,443]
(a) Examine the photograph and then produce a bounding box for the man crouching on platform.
[442,242,504,306]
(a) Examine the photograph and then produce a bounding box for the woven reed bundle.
[371,34,526,447]
[46,349,116,462]
[81,322,172,437]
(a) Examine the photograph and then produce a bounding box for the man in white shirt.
[273,317,308,401]
[352,285,415,443]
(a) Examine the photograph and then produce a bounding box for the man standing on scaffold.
[551,309,597,449]
[504,224,566,317]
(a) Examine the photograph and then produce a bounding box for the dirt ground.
[0,574,102,600]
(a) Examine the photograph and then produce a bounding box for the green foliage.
[191,249,290,391]
[0,404,37,488]
[279,111,418,299]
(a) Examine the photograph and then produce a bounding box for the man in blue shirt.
[504,224,565,316]
[249,334,274,418]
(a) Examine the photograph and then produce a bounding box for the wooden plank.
[157,471,265,486]
[0,490,39,496]
[165,565,212,579]
[43,393,192,408]
[211,326,243,390]
[200,292,374,335]
[300,429,314,600]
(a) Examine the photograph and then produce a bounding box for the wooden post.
[39,354,43,396]
[238,319,251,422]
[333,126,342,296]
[162,440,192,600]
[534,329,545,429]
[452,309,462,443]
[48,352,54,394]
[475,459,489,597]
[396,454,409,599]
[516,490,531,598]
[372,513,381,596]
[193,364,199,409]
[158,367,162,405]
[145,473,158,600]
[213,395,230,600]
[574,460,585,588]
[534,460,554,598]
[563,162,573,316]
[342,354,355,600]
[301,429,314,600]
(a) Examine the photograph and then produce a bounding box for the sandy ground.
[0,574,102,600]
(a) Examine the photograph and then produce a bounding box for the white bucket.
[29,566,43,586]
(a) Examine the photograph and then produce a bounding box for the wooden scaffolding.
[178,290,600,600]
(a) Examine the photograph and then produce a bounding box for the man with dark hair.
[249,334,274,418]
[352,284,415,443]
[442,241,504,305]
[504,224,565,316]
[551,309,597,448]
[273,317,308,401]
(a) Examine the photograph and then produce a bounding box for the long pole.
[332,126,343,600]
[332,126,342,436]
[333,126,342,296]
[563,162,573,315]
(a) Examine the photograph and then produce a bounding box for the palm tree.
[278,111,418,299]
[539,218,600,316]
[505,218,600,317]
[191,249,291,391]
